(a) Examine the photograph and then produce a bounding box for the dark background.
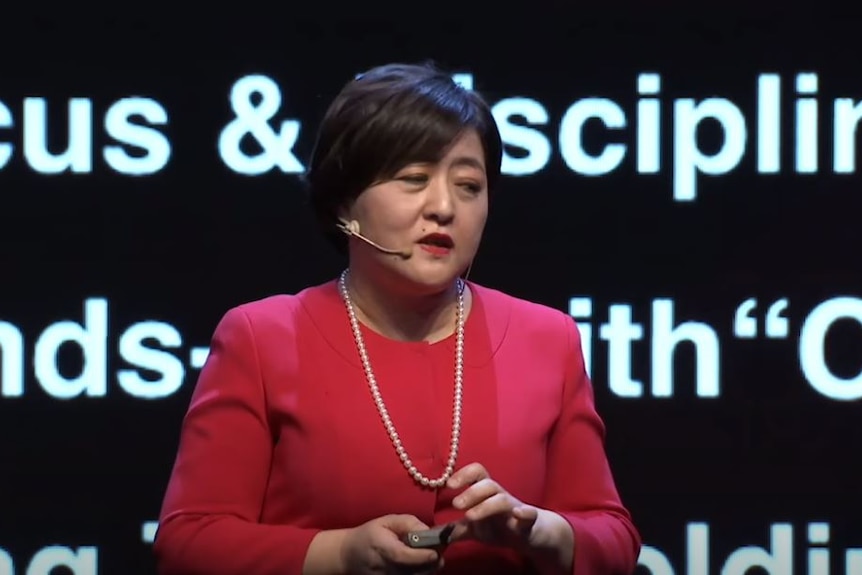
[1,8,860,574]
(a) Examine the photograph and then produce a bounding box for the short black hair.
[305,61,502,253]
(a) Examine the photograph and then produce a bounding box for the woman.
[153,62,641,575]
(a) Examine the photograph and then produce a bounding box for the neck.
[342,268,467,343]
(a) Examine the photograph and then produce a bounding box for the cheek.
[375,200,423,231]
[471,205,489,236]
[461,212,488,250]
[363,205,410,232]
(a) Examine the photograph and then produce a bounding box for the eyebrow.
[450,156,486,172]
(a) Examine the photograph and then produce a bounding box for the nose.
[423,175,455,224]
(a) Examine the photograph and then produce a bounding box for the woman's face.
[342,129,489,294]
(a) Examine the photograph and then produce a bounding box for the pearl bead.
[339,269,464,489]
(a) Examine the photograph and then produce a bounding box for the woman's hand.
[445,462,574,574]
[340,514,444,574]
[445,462,539,550]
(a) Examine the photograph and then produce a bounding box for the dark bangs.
[353,79,500,185]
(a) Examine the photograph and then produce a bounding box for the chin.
[401,266,463,294]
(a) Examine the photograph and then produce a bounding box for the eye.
[398,173,428,185]
[459,181,484,194]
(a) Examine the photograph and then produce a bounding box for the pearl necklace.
[338,269,465,489]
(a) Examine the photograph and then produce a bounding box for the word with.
[569,295,862,401]
[638,521,862,575]
[0,545,97,575]
[0,97,170,174]
[0,298,209,400]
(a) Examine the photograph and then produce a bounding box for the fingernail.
[453,496,464,508]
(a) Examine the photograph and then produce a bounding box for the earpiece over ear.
[336,218,361,236]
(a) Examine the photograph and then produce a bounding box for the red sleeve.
[542,314,642,575]
[153,307,320,575]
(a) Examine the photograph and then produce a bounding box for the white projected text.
[637,521,862,575]
[489,71,862,200]
[569,295,862,402]
[1,295,861,402]
[0,97,170,175]
[0,298,208,400]
[0,545,98,575]
[1,71,862,201]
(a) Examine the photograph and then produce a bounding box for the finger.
[446,520,471,543]
[446,462,489,489]
[463,492,516,521]
[452,478,501,510]
[508,506,539,535]
[512,505,539,523]
[382,514,430,534]
[382,543,440,567]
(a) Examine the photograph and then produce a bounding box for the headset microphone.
[336,218,413,259]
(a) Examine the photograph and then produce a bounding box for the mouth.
[418,233,454,255]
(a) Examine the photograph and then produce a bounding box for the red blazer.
[153,280,640,574]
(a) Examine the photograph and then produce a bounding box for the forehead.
[439,130,487,171]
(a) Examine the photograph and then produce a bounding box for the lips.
[418,233,454,249]
[417,232,454,256]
